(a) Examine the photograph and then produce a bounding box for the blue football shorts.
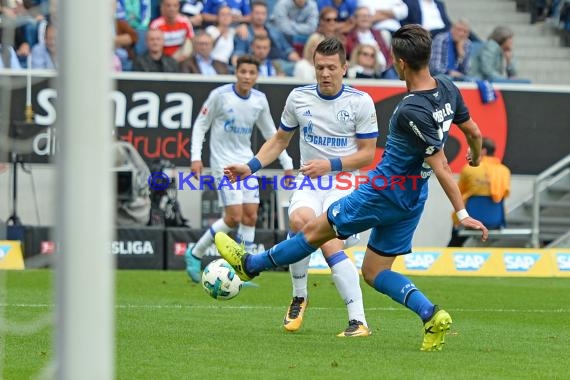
[326,188,425,256]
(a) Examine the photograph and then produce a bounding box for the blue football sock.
[247,233,317,274]
[373,270,435,322]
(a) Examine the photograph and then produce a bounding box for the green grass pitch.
[1,270,569,379]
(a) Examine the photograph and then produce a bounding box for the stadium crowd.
[4,0,569,83]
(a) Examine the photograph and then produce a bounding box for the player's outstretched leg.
[214,232,254,281]
[421,306,452,351]
[215,231,319,281]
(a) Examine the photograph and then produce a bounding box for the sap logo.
[453,253,490,271]
[309,249,328,269]
[503,254,540,272]
[404,252,440,270]
[0,245,10,261]
[556,254,570,271]
[111,241,155,255]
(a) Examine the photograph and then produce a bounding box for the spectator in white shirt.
[205,5,235,65]
[357,0,408,37]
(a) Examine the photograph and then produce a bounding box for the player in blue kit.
[216,26,489,351]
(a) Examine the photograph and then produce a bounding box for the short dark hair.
[313,37,346,64]
[251,1,267,10]
[391,24,432,71]
[236,55,260,70]
[251,34,271,47]
[482,137,496,156]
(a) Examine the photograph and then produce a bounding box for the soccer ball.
[201,259,243,300]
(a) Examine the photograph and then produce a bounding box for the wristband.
[456,209,469,221]
[329,158,342,172]
[246,157,263,174]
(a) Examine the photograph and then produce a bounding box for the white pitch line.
[0,303,568,313]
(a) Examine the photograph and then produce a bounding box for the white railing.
[547,229,570,248]
[532,154,570,247]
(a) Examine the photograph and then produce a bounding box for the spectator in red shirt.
[149,0,194,62]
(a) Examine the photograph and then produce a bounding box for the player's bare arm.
[224,128,294,181]
[426,150,488,241]
[300,138,377,178]
[341,137,377,171]
[456,118,483,166]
